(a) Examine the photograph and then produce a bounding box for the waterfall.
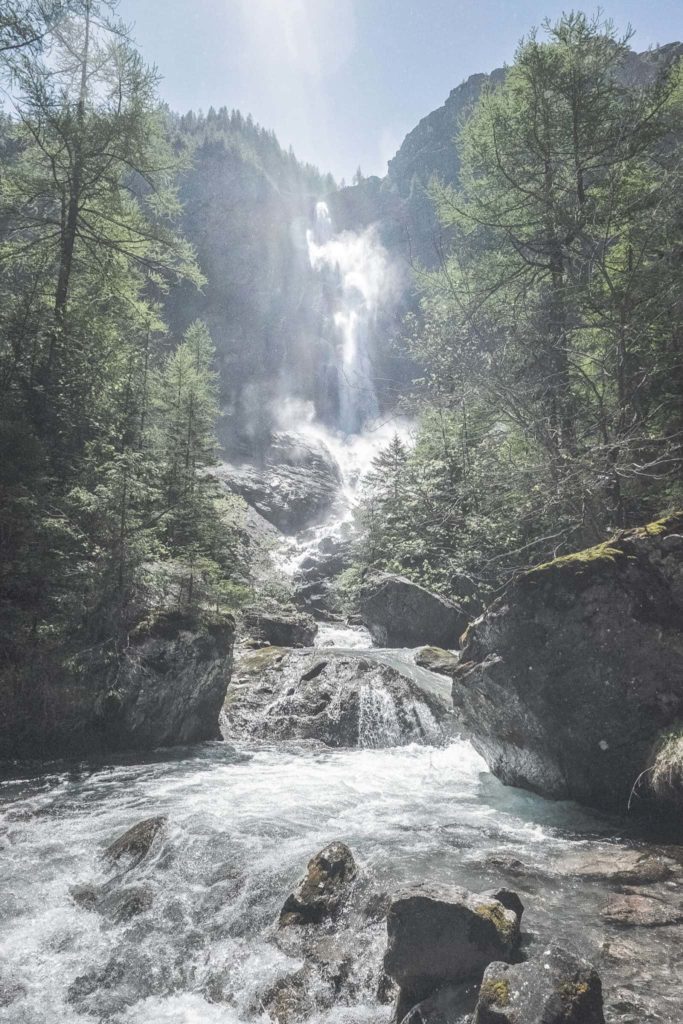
[307,202,389,435]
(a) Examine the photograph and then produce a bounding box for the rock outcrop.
[241,607,317,648]
[360,574,468,649]
[0,609,235,760]
[473,945,605,1024]
[279,842,358,926]
[384,884,522,1020]
[214,431,342,534]
[451,515,683,818]
[221,648,453,747]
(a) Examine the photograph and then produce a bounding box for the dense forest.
[352,14,683,600]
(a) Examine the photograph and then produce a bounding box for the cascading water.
[307,202,388,435]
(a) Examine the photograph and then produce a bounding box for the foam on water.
[1,739,680,1023]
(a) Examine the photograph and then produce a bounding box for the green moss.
[528,540,625,577]
[629,512,683,539]
[474,902,516,944]
[478,978,511,1007]
[237,646,287,676]
[558,979,590,1006]
[525,510,683,583]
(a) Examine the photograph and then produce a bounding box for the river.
[1,720,680,1023]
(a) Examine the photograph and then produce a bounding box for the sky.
[117,0,682,183]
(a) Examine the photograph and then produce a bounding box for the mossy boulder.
[414,646,461,675]
[383,884,522,1020]
[452,513,683,820]
[473,946,604,1023]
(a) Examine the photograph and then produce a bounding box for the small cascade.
[358,685,404,747]
[358,683,443,748]
[307,202,390,435]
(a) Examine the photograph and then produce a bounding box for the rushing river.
[1,729,681,1024]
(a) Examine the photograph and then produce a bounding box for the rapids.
[1,732,681,1023]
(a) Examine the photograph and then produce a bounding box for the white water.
[307,202,396,436]
[1,738,681,1024]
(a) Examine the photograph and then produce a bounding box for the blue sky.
[117,1,682,182]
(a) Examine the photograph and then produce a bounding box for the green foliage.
[356,14,683,595]
[0,2,251,695]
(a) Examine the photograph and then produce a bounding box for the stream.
[1,720,681,1023]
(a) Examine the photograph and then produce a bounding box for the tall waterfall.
[307,201,389,435]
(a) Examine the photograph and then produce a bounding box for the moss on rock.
[478,977,511,1007]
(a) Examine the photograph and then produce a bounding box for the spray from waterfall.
[307,202,394,435]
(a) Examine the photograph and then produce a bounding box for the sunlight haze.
[118,0,682,180]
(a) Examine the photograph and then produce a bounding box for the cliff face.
[451,515,683,820]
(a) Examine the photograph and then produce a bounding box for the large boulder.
[451,515,683,817]
[214,431,342,534]
[384,884,522,1019]
[241,607,317,647]
[473,946,605,1024]
[0,609,235,759]
[360,574,468,648]
[222,648,453,747]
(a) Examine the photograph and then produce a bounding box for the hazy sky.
[117,1,682,182]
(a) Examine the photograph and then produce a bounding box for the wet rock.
[222,649,452,747]
[452,514,683,816]
[70,882,101,910]
[555,849,676,885]
[104,816,167,865]
[242,607,318,648]
[214,431,342,534]
[600,893,683,927]
[414,647,461,676]
[384,884,521,1018]
[480,889,524,922]
[98,885,154,923]
[279,842,358,926]
[472,945,605,1024]
[360,574,469,649]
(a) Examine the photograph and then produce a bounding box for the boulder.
[279,842,358,926]
[222,649,453,747]
[472,945,604,1024]
[293,578,340,620]
[214,431,342,534]
[414,647,460,676]
[0,609,235,759]
[100,610,235,750]
[451,514,683,817]
[384,885,521,1018]
[360,574,468,649]
[241,607,318,648]
[104,816,167,865]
